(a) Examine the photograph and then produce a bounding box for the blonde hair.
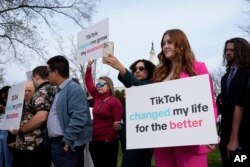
[99,76,115,96]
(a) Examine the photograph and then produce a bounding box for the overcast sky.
[5,0,249,87]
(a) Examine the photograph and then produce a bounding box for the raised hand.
[87,58,95,67]
[102,55,126,76]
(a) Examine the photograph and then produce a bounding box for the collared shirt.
[229,65,238,77]
[15,82,56,150]
[47,78,71,138]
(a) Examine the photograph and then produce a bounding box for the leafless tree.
[240,0,250,36]
[55,35,86,86]
[211,67,225,96]
[0,68,5,86]
[0,0,97,64]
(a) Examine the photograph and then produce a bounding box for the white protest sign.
[1,82,25,130]
[77,18,109,64]
[126,74,217,149]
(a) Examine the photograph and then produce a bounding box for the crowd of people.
[0,28,249,167]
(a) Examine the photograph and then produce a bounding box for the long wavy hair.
[222,37,250,72]
[152,29,196,82]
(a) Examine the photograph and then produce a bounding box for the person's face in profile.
[162,34,177,61]
[47,65,57,86]
[225,42,235,62]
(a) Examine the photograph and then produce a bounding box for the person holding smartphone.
[103,55,155,167]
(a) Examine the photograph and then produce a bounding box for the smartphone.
[102,41,114,57]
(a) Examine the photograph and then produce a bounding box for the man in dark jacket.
[219,37,250,167]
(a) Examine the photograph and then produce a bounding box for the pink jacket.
[179,61,218,154]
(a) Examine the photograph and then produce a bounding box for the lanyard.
[97,97,110,111]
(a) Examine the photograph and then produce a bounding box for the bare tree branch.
[211,67,225,96]
[240,0,250,36]
[0,0,97,65]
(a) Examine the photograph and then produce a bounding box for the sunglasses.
[96,82,107,88]
[134,66,145,72]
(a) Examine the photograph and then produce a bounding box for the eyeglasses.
[96,82,107,88]
[134,66,145,72]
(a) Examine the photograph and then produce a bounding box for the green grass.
[117,146,222,167]
[208,148,222,167]
[117,147,122,167]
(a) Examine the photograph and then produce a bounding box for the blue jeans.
[0,130,13,167]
